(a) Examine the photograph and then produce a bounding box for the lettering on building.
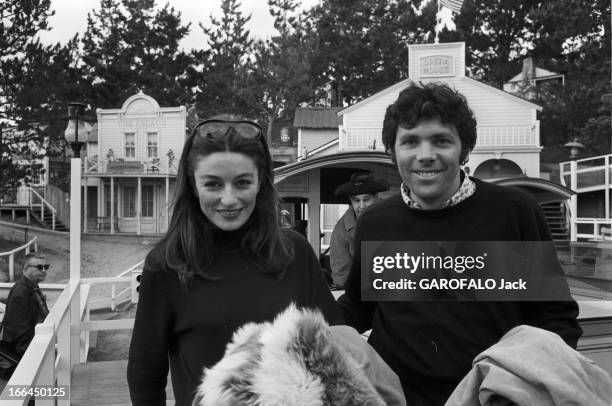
[420,55,454,77]
[119,118,166,128]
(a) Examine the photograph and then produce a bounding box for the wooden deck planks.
[71,360,175,405]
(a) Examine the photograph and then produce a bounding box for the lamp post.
[564,138,585,242]
[563,138,585,161]
[64,102,86,157]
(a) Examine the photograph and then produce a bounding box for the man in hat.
[337,82,581,405]
[330,172,388,287]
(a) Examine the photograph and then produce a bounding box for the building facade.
[337,42,544,179]
[82,92,186,234]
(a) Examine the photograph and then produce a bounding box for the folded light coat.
[445,325,612,406]
[194,304,405,406]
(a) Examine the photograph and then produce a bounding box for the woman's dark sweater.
[338,178,582,405]
[127,228,342,406]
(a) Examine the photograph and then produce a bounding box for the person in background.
[329,172,388,287]
[338,82,582,405]
[127,117,342,406]
[1,253,50,358]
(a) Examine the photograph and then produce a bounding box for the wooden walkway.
[71,361,175,405]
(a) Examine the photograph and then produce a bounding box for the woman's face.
[193,152,260,231]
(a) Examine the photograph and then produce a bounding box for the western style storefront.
[82,172,176,235]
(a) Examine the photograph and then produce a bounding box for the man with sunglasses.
[1,253,50,358]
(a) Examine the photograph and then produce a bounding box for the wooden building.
[336,42,544,180]
[82,92,186,234]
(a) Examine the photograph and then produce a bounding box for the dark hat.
[334,172,389,197]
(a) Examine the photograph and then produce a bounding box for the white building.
[82,92,186,234]
[336,42,544,179]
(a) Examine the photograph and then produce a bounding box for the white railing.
[560,154,612,192]
[1,281,85,406]
[29,188,57,230]
[87,260,144,311]
[339,125,538,151]
[83,156,100,174]
[0,276,136,405]
[0,236,38,281]
[475,125,537,147]
[574,218,612,241]
[339,128,384,151]
[95,153,177,175]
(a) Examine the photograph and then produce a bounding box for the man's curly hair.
[382,82,477,164]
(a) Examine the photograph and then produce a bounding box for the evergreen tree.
[247,0,314,144]
[0,0,61,190]
[191,0,254,121]
[307,0,434,104]
[81,0,192,109]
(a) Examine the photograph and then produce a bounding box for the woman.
[127,118,343,405]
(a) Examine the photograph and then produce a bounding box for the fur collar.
[194,304,386,406]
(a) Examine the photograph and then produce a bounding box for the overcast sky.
[39,0,320,50]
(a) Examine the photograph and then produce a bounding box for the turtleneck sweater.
[127,228,342,406]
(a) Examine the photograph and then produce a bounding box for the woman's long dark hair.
[149,119,293,290]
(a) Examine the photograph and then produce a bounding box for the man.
[330,172,388,287]
[1,253,50,357]
[338,82,582,405]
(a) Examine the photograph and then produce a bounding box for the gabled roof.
[339,79,414,116]
[339,76,542,116]
[293,107,342,129]
[507,67,563,83]
[463,77,542,111]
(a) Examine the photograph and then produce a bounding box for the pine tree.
[81,0,192,109]
[247,0,314,144]
[191,0,254,120]
[0,0,61,190]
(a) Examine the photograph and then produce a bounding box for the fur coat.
[193,304,405,406]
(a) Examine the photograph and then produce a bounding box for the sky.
[39,0,320,51]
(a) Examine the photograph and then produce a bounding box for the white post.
[165,176,170,232]
[137,177,142,235]
[110,177,115,234]
[83,177,88,233]
[570,160,578,241]
[8,253,14,281]
[70,159,82,372]
[605,155,610,220]
[70,159,81,280]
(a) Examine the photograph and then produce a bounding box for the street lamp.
[64,102,86,157]
[563,138,585,161]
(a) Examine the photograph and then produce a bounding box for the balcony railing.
[83,154,178,175]
[560,154,612,192]
[339,125,539,151]
[475,125,538,147]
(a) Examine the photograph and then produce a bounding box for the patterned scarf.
[401,169,476,209]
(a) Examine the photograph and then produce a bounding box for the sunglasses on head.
[29,264,50,271]
[194,119,263,141]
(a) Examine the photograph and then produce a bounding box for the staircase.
[540,201,570,253]
[30,210,69,231]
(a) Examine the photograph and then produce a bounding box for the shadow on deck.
[71,360,174,405]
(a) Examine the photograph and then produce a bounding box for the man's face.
[394,118,463,210]
[24,257,48,284]
[349,193,376,218]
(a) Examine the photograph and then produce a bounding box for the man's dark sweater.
[127,229,343,406]
[338,178,582,405]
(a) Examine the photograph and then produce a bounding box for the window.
[123,185,136,217]
[125,133,135,159]
[147,132,158,158]
[142,185,154,217]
